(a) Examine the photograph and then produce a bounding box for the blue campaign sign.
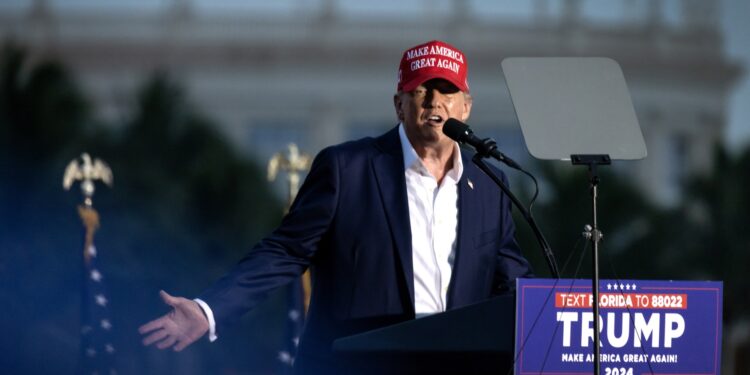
[515,278,723,375]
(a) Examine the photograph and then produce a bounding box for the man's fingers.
[173,338,192,352]
[142,329,169,346]
[156,335,178,350]
[159,290,180,307]
[138,317,164,335]
[140,291,201,352]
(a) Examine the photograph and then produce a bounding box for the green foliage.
[513,163,659,280]
[0,43,284,374]
[104,72,282,263]
[514,148,750,325]
[0,43,89,163]
[676,147,750,322]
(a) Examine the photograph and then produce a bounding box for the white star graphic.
[288,309,301,322]
[87,246,97,258]
[105,344,116,354]
[90,269,103,282]
[606,283,612,290]
[100,319,112,330]
[277,350,293,365]
[619,283,625,290]
[625,284,631,290]
[631,284,637,290]
[612,284,618,290]
[95,294,108,307]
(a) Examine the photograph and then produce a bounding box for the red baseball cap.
[397,40,469,93]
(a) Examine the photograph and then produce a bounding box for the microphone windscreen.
[442,118,470,142]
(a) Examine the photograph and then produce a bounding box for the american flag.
[78,207,117,375]
[277,278,305,374]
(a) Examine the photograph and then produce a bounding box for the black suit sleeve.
[197,146,340,332]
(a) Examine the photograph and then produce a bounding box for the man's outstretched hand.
[139,290,209,352]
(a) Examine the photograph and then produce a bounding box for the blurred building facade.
[0,0,741,206]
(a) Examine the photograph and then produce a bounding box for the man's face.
[394,78,472,150]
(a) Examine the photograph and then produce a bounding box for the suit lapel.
[372,127,414,309]
[448,150,478,309]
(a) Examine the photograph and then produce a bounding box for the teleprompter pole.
[572,154,610,375]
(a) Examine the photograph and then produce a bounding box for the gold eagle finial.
[63,152,113,207]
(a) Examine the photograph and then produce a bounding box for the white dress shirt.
[398,124,462,316]
[196,124,464,339]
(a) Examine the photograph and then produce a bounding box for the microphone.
[444,118,560,278]
[443,118,521,170]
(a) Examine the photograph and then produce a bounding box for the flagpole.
[268,143,312,372]
[268,143,313,310]
[64,153,117,375]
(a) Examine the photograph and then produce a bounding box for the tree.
[512,162,661,280]
[0,43,285,374]
[679,146,750,322]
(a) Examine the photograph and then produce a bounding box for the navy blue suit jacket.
[199,126,532,372]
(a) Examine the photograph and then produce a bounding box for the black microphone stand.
[469,138,560,279]
[571,154,611,375]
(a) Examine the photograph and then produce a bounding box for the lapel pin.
[467,179,474,190]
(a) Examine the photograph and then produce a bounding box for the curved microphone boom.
[443,118,561,278]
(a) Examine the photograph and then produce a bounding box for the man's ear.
[393,93,404,121]
[461,93,473,122]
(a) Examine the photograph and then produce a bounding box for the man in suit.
[139,40,533,373]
